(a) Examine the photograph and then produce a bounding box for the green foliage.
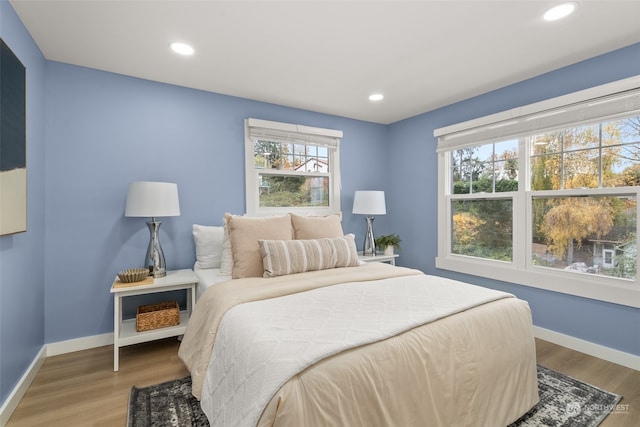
[452,243,512,261]
[259,175,329,207]
[450,117,639,278]
[609,235,637,279]
[495,178,518,192]
[375,234,401,250]
[260,190,311,207]
[453,177,518,194]
[452,199,513,261]
[268,176,305,193]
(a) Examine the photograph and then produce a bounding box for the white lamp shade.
[352,191,386,215]
[125,181,180,217]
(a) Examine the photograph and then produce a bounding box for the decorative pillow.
[225,213,293,278]
[259,234,359,278]
[219,216,233,275]
[192,224,224,269]
[290,213,344,239]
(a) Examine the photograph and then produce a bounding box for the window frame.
[245,118,343,216]
[435,76,640,308]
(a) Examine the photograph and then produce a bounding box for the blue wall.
[0,0,46,405]
[1,0,639,411]
[388,42,640,357]
[42,62,390,342]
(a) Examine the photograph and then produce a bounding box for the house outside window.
[435,78,640,308]
[245,118,342,216]
[603,249,615,268]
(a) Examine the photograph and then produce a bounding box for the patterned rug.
[127,365,621,427]
[508,365,621,427]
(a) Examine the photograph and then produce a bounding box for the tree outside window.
[449,115,639,280]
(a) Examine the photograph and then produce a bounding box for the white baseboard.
[0,346,46,427]
[45,333,113,357]
[533,326,640,371]
[0,334,114,426]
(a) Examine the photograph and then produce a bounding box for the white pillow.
[192,224,224,270]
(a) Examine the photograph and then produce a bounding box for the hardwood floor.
[6,338,189,427]
[5,338,639,426]
[535,340,639,427]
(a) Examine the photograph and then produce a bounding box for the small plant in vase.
[375,234,401,255]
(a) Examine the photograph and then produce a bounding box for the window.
[603,249,615,269]
[450,140,518,262]
[245,118,342,216]
[435,77,640,308]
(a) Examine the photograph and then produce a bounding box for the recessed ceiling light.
[369,93,384,101]
[543,2,577,21]
[170,42,194,56]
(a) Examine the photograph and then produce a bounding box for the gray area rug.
[127,365,621,427]
[508,365,621,427]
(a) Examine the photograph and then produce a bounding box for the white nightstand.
[358,252,398,266]
[110,269,198,371]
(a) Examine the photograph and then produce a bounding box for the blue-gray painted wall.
[0,0,46,406]
[1,0,638,408]
[387,43,640,356]
[42,61,389,343]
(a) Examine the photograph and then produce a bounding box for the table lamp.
[125,181,180,278]
[352,190,386,256]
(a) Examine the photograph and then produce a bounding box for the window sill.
[435,255,639,308]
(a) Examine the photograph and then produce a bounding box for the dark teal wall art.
[0,38,26,235]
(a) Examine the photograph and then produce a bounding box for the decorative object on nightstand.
[352,190,386,256]
[375,234,401,256]
[125,181,180,278]
[117,268,149,283]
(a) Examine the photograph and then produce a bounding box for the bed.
[180,215,539,427]
[194,267,231,299]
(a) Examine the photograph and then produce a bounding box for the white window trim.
[245,118,343,216]
[435,76,640,308]
[436,75,640,151]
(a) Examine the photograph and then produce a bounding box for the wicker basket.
[136,301,180,332]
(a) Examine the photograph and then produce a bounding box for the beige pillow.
[225,213,293,278]
[219,216,233,275]
[290,213,344,239]
[259,234,359,277]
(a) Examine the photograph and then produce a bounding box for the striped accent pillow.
[259,234,360,277]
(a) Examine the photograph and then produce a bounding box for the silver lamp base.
[145,219,167,278]
[362,216,376,256]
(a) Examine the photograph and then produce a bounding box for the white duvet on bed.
[200,273,514,427]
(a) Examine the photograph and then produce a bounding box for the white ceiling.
[9,1,640,124]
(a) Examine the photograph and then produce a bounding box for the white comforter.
[200,272,513,427]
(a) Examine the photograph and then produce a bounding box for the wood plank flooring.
[535,339,639,427]
[6,338,188,427]
[5,338,639,426]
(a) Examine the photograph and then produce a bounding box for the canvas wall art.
[0,38,27,236]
